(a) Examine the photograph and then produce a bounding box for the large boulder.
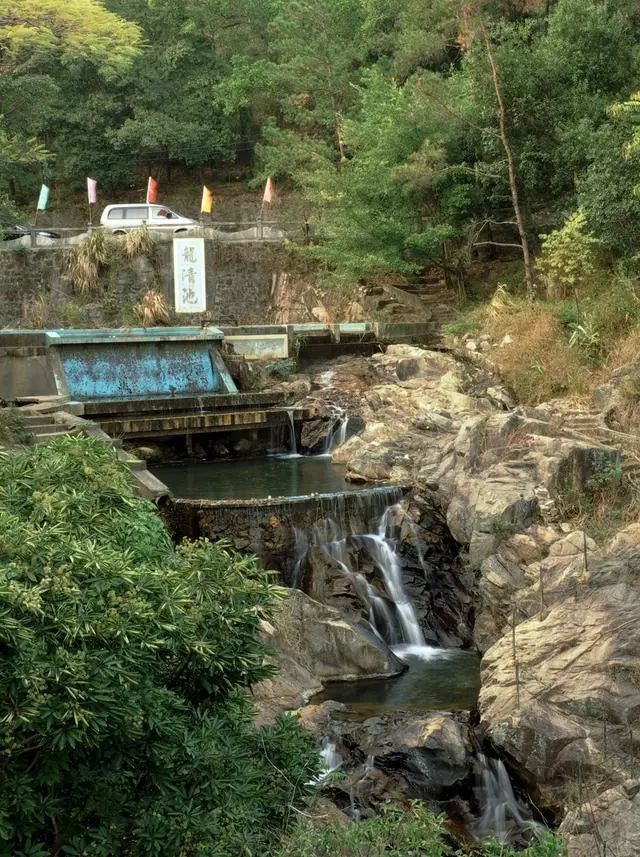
[253,590,403,725]
[558,784,640,857]
[480,581,640,805]
[298,701,474,802]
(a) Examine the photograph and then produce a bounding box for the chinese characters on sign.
[173,237,206,313]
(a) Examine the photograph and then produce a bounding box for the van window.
[108,208,125,219]
[124,207,148,220]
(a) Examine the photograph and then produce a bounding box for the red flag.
[146,176,158,204]
[262,176,276,205]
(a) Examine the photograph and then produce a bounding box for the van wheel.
[113,230,126,235]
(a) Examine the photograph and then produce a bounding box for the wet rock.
[319,711,474,800]
[300,417,332,452]
[233,437,254,455]
[130,443,165,463]
[275,377,312,398]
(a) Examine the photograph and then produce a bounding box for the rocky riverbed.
[252,344,638,855]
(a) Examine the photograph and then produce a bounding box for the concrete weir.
[166,485,405,574]
[0,321,439,500]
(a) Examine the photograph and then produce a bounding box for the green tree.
[0,0,142,198]
[585,102,640,258]
[0,436,317,855]
[298,69,476,283]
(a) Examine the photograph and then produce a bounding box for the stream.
[155,441,544,845]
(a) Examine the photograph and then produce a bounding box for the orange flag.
[200,185,214,214]
[146,176,158,204]
[262,176,276,205]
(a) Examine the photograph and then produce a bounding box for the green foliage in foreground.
[0,408,32,447]
[0,436,318,855]
[277,802,565,857]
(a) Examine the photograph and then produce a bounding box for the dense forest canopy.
[2,0,640,284]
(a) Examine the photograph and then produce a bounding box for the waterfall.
[292,497,427,650]
[474,754,543,844]
[286,409,298,456]
[308,738,342,785]
[330,413,349,452]
[316,406,349,456]
[290,527,308,589]
[358,505,425,647]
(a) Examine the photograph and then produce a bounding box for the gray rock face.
[298,701,474,802]
[558,784,640,857]
[280,346,638,849]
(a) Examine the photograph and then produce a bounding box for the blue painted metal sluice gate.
[0,327,237,402]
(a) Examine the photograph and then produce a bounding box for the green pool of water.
[151,455,364,501]
[313,646,481,717]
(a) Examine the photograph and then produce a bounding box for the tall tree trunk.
[481,25,536,298]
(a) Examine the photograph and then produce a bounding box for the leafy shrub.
[276,801,565,857]
[555,458,637,544]
[537,211,599,299]
[0,407,31,446]
[0,436,318,855]
[567,313,603,361]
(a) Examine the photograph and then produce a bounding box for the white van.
[100,204,197,233]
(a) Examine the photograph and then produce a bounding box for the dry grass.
[66,231,113,294]
[123,225,156,260]
[604,328,640,372]
[133,289,170,326]
[22,294,53,328]
[485,301,591,404]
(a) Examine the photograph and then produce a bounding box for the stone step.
[32,424,76,437]
[25,421,59,432]
[22,415,56,426]
[32,430,73,444]
[563,418,601,428]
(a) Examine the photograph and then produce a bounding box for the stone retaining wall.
[0,241,289,328]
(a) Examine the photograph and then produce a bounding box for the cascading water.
[292,495,432,653]
[474,754,543,844]
[359,505,425,647]
[329,413,349,452]
[316,406,349,456]
[286,408,298,456]
[308,738,342,786]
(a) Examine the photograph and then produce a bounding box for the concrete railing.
[0,220,309,251]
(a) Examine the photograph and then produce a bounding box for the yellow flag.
[200,185,214,214]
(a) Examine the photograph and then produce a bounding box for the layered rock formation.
[267,344,634,852]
